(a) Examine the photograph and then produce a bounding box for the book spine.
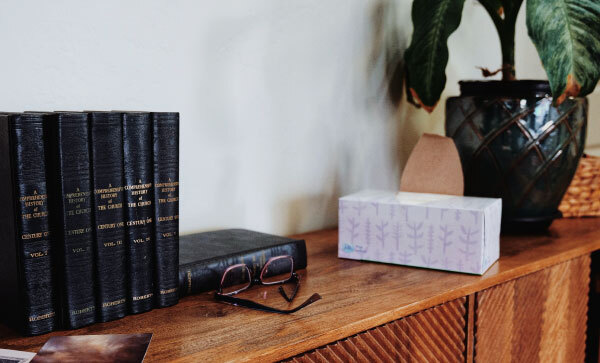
[122,113,155,314]
[0,114,57,335]
[178,241,307,297]
[45,113,96,329]
[152,112,179,307]
[89,112,127,322]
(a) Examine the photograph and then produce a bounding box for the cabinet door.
[475,255,590,362]
[288,297,467,363]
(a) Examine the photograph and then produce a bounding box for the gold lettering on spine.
[160,287,178,295]
[157,180,178,204]
[186,270,192,293]
[70,306,95,316]
[103,240,123,248]
[65,191,91,198]
[71,247,90,254]
[29,311,55,322]
[65,227,92,236]
[20,193,47,202]
[126,217,153,226]
[29,250,49,258]
[132,293,153,301]
[94,185,124,211]
[21,232,42,240]
[102,298,126,308]
[21,231,50,240]
[155,181,179,188]
[97,221,125,230]
[125,182,153,209]
[65,189,91,216]
[20,192,48,221]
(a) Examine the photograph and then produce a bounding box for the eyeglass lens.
[220,264,251,295]
[261,256,293,284]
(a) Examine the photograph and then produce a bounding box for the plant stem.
[499,18,516,80]
[478,0,523,80]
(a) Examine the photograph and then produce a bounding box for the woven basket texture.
[559,155,600,217]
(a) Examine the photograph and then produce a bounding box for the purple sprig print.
[470,211,479,224]
[397,250,412,264]
[371,202,380,216]
[353,203,366,216]
[400,206,408,222]
[442,257,451,269]
[440,209,448,221]
[427,225,434,254]
[455,210,461,221]
[346,217,360,243]
[392,222,401,251]
[458,226,479,262]
[390,205,396,218]
[407,222,424,255]
[421,254,438,266]
[364,218,372,246]
[339,200,347,215]
[376,221,388,247]
[439,225,453,254]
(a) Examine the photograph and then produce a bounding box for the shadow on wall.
[369,0,445,173]
[282,193,340,235]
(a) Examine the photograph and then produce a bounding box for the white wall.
[1,0,597,235]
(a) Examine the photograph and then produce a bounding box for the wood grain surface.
[475,255,590,362]
[287,297,467,363]
[0,218,599,362]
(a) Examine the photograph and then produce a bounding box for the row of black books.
[0,111,179,336]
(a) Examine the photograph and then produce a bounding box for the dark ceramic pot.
[446,80,588,232]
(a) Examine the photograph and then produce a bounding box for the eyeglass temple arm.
[278,273,300,302]
[215,293,322,314]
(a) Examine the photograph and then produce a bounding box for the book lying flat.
[178,229,307,297]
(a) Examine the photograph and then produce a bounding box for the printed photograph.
[31,334,152,363]
[0,348,36,363]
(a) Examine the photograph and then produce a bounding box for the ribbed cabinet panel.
[287,297,467,363]
[475,255,590,363]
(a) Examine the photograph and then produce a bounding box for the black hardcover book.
[122,112,155,314]
[0,113,57,335]
[179,229,307,297]
[45,112,96,329]
[152,112,179,307]
[89,112,127,322]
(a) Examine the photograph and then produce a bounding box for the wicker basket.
[559,154,600,217]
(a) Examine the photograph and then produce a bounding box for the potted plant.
[405,0,600,231]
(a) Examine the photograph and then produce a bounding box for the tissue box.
[338,190,502,275]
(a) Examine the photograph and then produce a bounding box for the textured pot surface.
[446,80,587,230]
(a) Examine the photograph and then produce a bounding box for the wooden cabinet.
[475,255,589,362]
[290,256,592,363]
[290,297,467,363]
[0,219,598,362]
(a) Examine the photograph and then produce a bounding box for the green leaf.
[405,0,465,112]
[526,0,600,104]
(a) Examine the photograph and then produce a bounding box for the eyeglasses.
[214,255,321,314]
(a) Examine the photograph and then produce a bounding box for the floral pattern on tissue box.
[338,190,502,275]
